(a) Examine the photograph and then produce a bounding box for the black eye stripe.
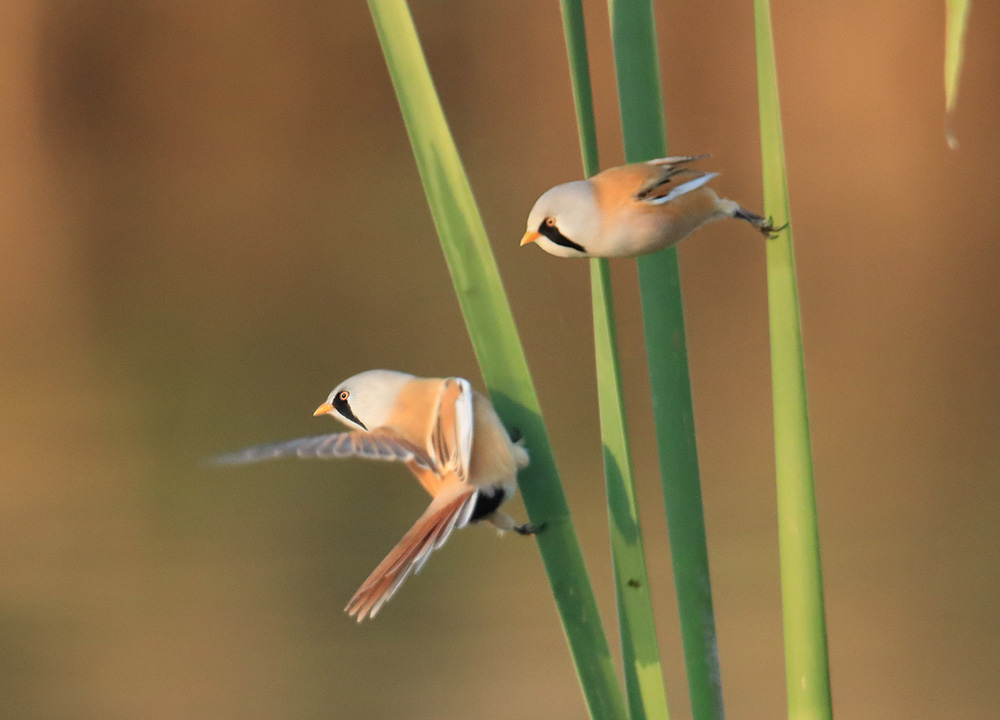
[332,393,367,430]
[538,219,586,253]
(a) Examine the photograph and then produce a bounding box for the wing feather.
[634,154,713,203]
[427,378,474,483]
[208,429,433,469]
[646,172,719,205]
[453,378,474,479]
[645,154,710,168]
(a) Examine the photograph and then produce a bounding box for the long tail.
[345,484,478,622]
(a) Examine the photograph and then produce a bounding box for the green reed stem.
[606,2,725,720]
[944,0,971,148]
[367,2,628,718]
[560,3,671,719]
[752,2,832,719]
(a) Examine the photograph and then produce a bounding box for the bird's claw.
[513,521,545,536]
[758,217,788,238]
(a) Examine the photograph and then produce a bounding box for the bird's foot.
[757,216,788,238]
[513,521,545,536]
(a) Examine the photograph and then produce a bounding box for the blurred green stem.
[752,2,833,719]
[944,0,971,148]
[367,1,628,718]
[560,4,671,719]
[607,2,725,720]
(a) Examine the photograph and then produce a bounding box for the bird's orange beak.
[313,402,334,416]
[520,230,540,247]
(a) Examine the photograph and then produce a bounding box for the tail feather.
[346,485,478,621]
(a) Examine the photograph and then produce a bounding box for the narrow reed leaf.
[367,2,628,718]
[752,2,833,719]
[592,260,672,720]
[607,2,725,719]
[945,0,971,148]
[560,3,671,718]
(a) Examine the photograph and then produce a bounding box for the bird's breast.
[602,207,673,256]
[467,393,520,492]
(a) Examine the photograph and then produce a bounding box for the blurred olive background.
[2,1,999,718]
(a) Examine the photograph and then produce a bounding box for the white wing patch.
[645,154,708,167]
[453,378,474,482]
[644,172,718,205]
[424,378,475,483]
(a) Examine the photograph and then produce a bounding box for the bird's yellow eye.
[339,391,349,401]
[544,217,556,227]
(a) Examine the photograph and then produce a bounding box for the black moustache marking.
[538,220,586,253]
[333,394,367,430]
[469,487,506,522]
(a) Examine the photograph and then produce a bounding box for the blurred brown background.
[2,0,998,718]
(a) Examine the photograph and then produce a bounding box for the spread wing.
[208,429,434,469]
[634,154,716,204]
[426,377,474,483]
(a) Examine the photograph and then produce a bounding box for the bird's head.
[313,369,416,432]
[520,180,599,258]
